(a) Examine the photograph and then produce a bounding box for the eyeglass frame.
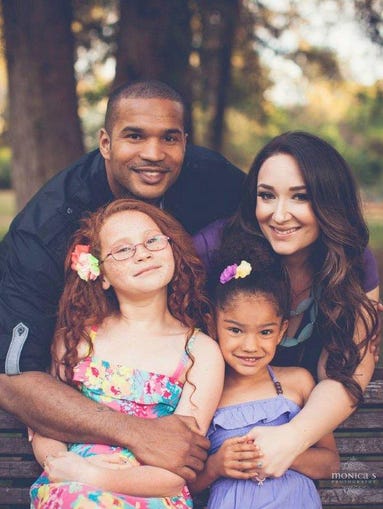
[100,234,171,263]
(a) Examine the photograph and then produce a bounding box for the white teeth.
[272,227,298,235]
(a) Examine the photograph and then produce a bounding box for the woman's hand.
[207,435,263,480]
[248,424,302,478]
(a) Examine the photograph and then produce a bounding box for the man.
[0,80,244,480]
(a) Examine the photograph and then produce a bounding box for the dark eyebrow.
[223,319,244,327]
[119,126,184,136]
[257,183,307,192]
[223,318,279,327]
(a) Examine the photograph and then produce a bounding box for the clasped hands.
[207,435,266,485]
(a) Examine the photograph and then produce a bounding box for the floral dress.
[30,333,196,509]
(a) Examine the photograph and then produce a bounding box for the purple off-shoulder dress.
[206,366,322,509]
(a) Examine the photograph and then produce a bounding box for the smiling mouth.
[131,167,171,185]
[133,265,160,277]
[132,167,170,175]
[236,356,263,362]
[270,226,300,235]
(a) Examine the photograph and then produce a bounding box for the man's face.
[99,97,187,202]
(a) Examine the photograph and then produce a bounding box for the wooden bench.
[319,367,383,508]
[1,368,382,508]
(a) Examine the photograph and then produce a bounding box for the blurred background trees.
[0,0,382,209]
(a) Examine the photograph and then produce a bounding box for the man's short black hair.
[105,80,186,134]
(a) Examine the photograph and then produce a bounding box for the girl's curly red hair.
[53,198,214,382]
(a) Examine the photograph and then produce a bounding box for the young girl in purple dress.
[191,250,339,509]
[29,198,224,509]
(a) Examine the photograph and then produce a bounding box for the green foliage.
[0,147,11,189]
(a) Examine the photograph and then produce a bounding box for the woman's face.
[99,210,175,298]
[255,153,320,261]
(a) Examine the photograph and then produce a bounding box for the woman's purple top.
[193,218,379,378]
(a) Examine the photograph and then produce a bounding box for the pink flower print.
[110,385,120,396]
[91,366,99,377]
[163,388,172,399]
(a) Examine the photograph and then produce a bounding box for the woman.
[193,131,379,477]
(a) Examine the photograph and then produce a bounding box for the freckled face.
[217,293,287,378]
[99,98,187,202]
[99,210,175,298]
[255,154,320,262]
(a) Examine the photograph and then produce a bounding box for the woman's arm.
[46,333,225,496]
[249,286,379,477]
[289,432,339,479]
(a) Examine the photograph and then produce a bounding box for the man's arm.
[0,371,209,480]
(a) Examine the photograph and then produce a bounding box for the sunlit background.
[0,0,382,278]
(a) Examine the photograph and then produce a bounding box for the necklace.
[281,287,320,348]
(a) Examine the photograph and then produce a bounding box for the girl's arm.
[31,432,67,468]
[249,286,378,478]
[45,333,225,496]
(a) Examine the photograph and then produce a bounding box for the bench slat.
[0,460,41,478]
[335,435,383,455]
[319,487,383,504]
[0,486,31,505]
[0,436,34,455]
[337,409,383,430]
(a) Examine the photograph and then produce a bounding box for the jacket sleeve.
[0,229,63,374]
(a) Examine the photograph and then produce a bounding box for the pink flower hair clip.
[71,244,100,282]
[219,260,252,284]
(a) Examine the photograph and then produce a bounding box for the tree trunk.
[2,0,84,210]
[114,0,194,136]
[198,0,241,150]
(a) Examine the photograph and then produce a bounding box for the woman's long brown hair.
[225,131,379,405]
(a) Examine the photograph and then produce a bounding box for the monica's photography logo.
[331,457,379,488]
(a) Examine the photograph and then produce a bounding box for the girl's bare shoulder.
[271,365,316,404]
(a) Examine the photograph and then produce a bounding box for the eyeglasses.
[101,234,171,263]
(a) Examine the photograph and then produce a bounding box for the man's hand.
[130,414,209,482]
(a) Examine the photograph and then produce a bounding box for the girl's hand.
[87,453,136,470]
[44,451,94,483]
[208,435,262,480]
[248,424,301,478]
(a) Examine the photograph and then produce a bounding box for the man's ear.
[99,128,111,160]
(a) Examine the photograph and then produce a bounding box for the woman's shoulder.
[362,246,379,292]
[192,218,228,268]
